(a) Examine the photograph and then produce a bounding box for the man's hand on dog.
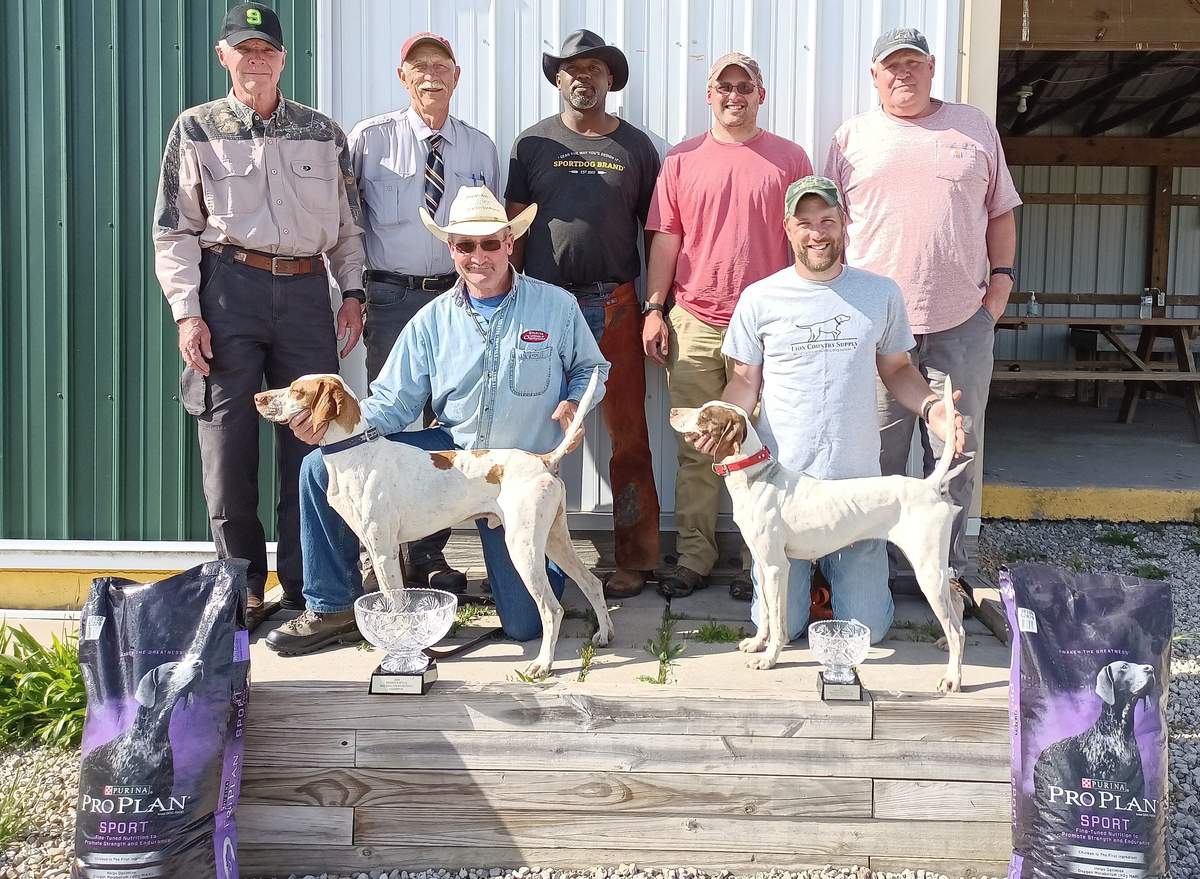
[289,410,328,446]
[552,400,585,453]
[685,431,719,457]
[928,390,967,455]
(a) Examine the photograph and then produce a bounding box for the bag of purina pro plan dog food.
[1001,563,1172,879]
[73,560,251,879]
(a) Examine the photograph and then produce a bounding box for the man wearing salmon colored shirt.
[643,52,812,600]
[824,27,1021,596]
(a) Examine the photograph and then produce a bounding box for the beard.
[795,237,843,273]
[567,91,599,110]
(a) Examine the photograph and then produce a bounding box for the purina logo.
[1081,777,1130,793]
[104,785,151,796]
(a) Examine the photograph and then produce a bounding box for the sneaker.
[265,609,361,656]
[603,568,647,598]
[409,558,468,594]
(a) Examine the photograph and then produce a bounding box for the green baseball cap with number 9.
[784,176,842,217]
[219,3,285,51]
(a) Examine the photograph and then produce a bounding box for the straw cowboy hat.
[419,186,537,242]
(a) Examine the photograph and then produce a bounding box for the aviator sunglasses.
[450,238,506,254]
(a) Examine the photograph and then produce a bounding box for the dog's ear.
[330,381,361,432]
[1095,663,1116,706]
[308,378,343,433]
[135,665,166,708]
[711,409,747,460]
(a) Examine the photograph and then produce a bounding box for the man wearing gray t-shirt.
[710,176,963,642]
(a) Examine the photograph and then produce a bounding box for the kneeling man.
[267,187,610,654]
[692,176,962,642]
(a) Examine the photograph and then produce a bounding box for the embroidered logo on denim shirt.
[521,330,549,343]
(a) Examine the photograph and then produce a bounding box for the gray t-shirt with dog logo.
[722,265,914,479]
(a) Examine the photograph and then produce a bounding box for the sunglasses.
[450,238,506,254]
[712,81,758,96]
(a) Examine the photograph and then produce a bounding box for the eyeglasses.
[450,238,505,254]
[712,81,758,96]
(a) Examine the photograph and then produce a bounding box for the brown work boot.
[603,568,647,598]
[246,595,269,632]
[656,564,707,599]
[265,609,361,656]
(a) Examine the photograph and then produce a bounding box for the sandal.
[655,564,707,598]
[728,570,754,602]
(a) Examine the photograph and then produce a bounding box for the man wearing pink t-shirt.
[824,27,1021,593]
[643,52,813,599]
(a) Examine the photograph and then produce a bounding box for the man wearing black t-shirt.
[506,29,661,597]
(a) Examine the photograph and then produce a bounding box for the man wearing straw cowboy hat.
[268,186,610,655]
[506,29,663,599]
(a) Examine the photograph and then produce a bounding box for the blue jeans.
[750,539,893,643]
[299,427,565,641]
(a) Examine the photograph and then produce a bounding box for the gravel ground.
[2,519,1196,879]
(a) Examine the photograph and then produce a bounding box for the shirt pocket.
[362,164,416,226]
[934,142,987,186]
[509,344,553,397]
[196,143,262,216]
[290,159,339,214]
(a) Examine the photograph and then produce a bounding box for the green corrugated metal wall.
[0,0,317,540]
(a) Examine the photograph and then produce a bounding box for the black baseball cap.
[219,3,284,51]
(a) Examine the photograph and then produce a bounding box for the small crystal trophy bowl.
[808,619,870,685]
[353,588,458,675]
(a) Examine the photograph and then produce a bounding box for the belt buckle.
[271,256,296,276]
[421,276,440,291]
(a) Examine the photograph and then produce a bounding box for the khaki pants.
[665,305,738,575]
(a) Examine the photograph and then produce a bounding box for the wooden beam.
[1002,137,1200,167]
[1149,164,1173,309]
[998,51,1071,95]
[1156,108,1200,137]
[1019,192,1150,206]
[1000,0,1200,50]
[1082,72,1200,136]
[1009,53,1175,136]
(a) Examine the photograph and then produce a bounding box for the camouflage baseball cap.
[784,176,841,217]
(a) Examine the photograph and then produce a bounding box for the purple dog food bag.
[1001,563,1171,879]
[72,560,251,879]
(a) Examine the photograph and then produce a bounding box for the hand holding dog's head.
[255,375,361,439]
[670,402,748,461]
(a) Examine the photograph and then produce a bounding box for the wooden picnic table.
[994,315,1200,441]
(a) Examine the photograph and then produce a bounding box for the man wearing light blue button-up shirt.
[267,187,610,656]
[347,31,500,592]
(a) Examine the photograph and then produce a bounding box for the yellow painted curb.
[983,484,1200,523]
[0,570,280,611]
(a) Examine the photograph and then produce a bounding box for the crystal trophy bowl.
[354,588,458,675]
[808,619,870,685]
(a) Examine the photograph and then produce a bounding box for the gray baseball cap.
[785,176,841,217]
[871,26,930,65]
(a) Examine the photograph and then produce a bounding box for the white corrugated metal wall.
[316,0,965,523]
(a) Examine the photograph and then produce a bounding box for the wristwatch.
[641,301,664,316]
[989,267,1016,283]
[920,395,938,423]
[342,288,366,304]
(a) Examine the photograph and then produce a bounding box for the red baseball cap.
[402,32,455,62]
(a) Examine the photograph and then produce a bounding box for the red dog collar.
[712,447,771,476]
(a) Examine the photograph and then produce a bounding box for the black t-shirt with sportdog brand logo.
[505,116,660,288]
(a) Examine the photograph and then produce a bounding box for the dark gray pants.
[183,248,337,604]
[363,277,446,568]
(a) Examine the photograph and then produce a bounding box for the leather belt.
[364,269,458,292]
[564,281,621,296]
[208,244,323,277]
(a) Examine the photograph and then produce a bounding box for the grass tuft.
[640,607,685,685]
[1098,529,1139,548]
[576,642,595,683]
[689,621,744,643]
[0,623,86,748]
[1130,563,1169,581]
[0,769,30,850]
[448,602,488,636]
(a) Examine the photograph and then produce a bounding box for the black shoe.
[951,577,978,619]
[655,564,707,598]
[265,610,361,656]
[410,559,468,594]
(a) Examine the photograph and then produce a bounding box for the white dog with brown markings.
[254,368,612,678]
[669,378,969,694]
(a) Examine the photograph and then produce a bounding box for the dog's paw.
[746,655,778,670]
[936,674,962,694]
[592,628,612,647]
[521,661,552,681]
[739,636,767,654]
[935,635,949,652]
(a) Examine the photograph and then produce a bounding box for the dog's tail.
[544,366,601,472]
[926,375,964,491]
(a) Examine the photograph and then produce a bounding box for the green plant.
[1068,556,1088,573]
[576,642,595,683]
[448,602,488,636]
[1005,545,1047,563]
[1188,539,1200,555]
[1098,529,1139,548]
[641,610,685,685]
[0,623,86,748]
[888,619,942,643]
[354,640,375,652]
[1130,563,1169,581]
[1134,546,1166,560]
[0,769,29,850]
[689,621,744,643]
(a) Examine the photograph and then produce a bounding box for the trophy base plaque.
[817,669,863,701]
[369,659,438,695]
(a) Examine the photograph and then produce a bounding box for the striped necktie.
[424,133,445,214]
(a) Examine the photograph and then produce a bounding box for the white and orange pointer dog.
[254,368,612,677]
[669,379,968,693]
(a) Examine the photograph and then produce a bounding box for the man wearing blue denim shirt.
[266,187,610,655]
